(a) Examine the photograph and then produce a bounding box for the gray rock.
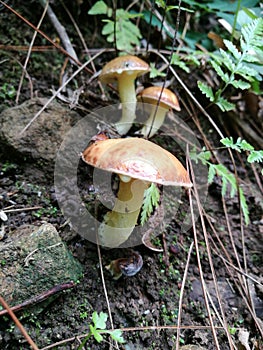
[0,223,83,310]
[0,98,82,165]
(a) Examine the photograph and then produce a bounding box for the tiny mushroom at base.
[106,250,143,280]
[137,86,181,138]
[81,137,192,249]
[99,55,150,135]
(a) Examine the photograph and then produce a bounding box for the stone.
[0,223,83,309]
[0,98,82,166]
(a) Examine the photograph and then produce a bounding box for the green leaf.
[89,325,103,343]
[223,40,241,60]
[88,1,108,15]
[239,188,250,225]
[171,54,190,73]
[239,139,254,152]
[220,137,235,148]
[197,81,214,101]
[189,147,211,165]
[208,164,216,184]
[141,183,160,225]
[108,329,125,343]
[235,64,258,80]
[247,150,263,163]
[92,311,107,330]
[218,50,235,73]
[241,18,263,50]
[102,11,141,51]
[149,63,166,78]
[242,52,260,63]
[214,164,237,198]
[211,60,229,83]
[191,148,251,226]
[230,79,251,89]
[216,96,235,111]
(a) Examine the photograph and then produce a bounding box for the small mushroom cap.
[81,138,192,187]
[137,86,181,111]
[99,55,150,83]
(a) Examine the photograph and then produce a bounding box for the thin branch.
[0,282,75,317]
[0,295,39,350]
[188,168,221,349]
[39,0,78,64]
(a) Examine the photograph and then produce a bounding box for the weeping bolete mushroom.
[137,86,181,138]
[81,137,192,248]
[99,55,150,135]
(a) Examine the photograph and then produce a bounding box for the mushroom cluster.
[99,54,181,137]
[80,54,191,278]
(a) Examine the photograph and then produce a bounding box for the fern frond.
[197,81,214,101]
[216,96,235,111]
[211,60,229,82]
[239,188,250,225]
[140,183,160,225]
[198,18,263,111]
[223,40,241,60]
[218,49,236,72]
[241,18,263,50]
[230,80,251,89]
[235,63,259,80]
[247,150,263,163]
[208,164,216,184]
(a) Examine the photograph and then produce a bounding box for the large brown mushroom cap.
[99,55,150,83]
[137,86,181,111]
[82,138,192,187]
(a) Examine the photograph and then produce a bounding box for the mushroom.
[81,137,192,248]
[137,86,181,138]
[99,55,150,135]
[106,250,143,280]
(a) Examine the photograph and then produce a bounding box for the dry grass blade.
[59,0,105,96]
[95,200,119,350]
[174,241,194,350]
[187,152,236,349]
[18,49,106,135]
[16,0,49,104]
[187,162,221,348]
[0,0,87,71]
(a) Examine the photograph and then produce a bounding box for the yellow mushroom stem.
[139,105,169,138]
[98,175,150,248]
[115,72,138,135]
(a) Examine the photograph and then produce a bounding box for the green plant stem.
[231,0,242,42]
